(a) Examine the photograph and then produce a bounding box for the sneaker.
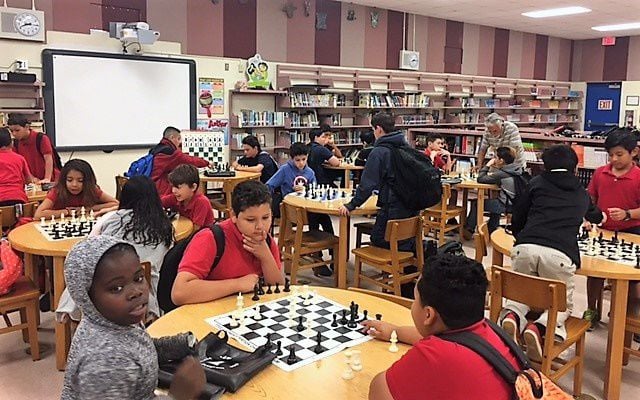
[500,311,520,344]
[461,228,474,241]
[39,293,51,312]
[582,309,600,332]
[312,265,333,277]
[523,323,544,363]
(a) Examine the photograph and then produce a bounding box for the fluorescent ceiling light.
[592,22,640,32]
[522,6,591,18]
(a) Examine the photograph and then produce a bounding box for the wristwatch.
[624,209,632,221]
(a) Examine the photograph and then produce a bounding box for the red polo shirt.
[0,149,31,203]
[45,187,104,210]
[588,164,640,232]
[178,218,281,280]
[13,130,58,181]
[386,320,519,400]
[161,192,214,228]
[150,138,209,196]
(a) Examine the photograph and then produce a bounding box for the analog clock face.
[14,13,41,37]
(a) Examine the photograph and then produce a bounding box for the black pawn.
[265,334,273,350]
[296,316,305,332]
[275,341,283,356]
[313,332,323,354]
[360,310,368,322]
[331,314,338,327]
[283,278,291,292]
[636,255,640,269]
[340,309,348,325]
[252,284,260,301]
[274,282,281,293]
[286,346,297,365]
[266,285,273,294]
[375,313,382,321]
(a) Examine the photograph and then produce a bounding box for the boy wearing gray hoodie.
[61,235,205,400]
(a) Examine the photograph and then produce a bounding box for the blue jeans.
[465,199,505,233]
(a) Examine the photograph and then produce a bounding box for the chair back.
[348,287,412,308]
[115,175,129,201]
[0,206,17,229]
[140,261,152,288]
[280,202,307,247]
[383,215,424,267]
[474,222,489,261]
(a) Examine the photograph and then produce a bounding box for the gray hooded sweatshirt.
[61,235,169,400]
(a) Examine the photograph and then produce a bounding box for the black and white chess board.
[577,232,640,267]
[36,220,96,241]
[291,185,355,203]
[182,131,228,165]
[206,292,373,372]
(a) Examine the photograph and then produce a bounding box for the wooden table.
[147,287,412,400]
[7,216,194,370]
[451,178,499,234]
[324,163,365,189]
[490,228,640,400]
[200,171,262,213]
[283,192,378,289]
[26,190,48,203]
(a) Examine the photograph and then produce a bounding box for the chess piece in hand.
[169,356,206,400]
[361,319,398,342]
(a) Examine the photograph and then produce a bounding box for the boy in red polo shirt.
[584,128,640,328]
[0,127,39,206]
[8,114,58,182]
[424,133,453,173]
[160,164,213,230]
[363,255,519,400]
[171,180,284,305]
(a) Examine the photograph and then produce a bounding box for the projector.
[109,21,160,45]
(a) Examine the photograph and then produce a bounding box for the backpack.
[379,143,442,211]
[502,171,532,213]
[156,224,272,313]
[440,319,572,400]
[125,144,173,178]
[14,132,63,170]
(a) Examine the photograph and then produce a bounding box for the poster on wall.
[246,54,271,89]
[198,77,224,116]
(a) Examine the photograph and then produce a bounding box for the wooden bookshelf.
[0,81,45,126]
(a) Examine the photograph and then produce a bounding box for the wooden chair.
[115,175,129,201]
[422,183,464,245]
[1,201,37,230]
[210,180,244,220]
[140,261,152,288]
[348,287,412,308]
[352,216,424,296]
[278,203,339,285]
[474,222,490,263]
[623,314,640,364]
[354,221,374,248]
[0,276,41,361]
[489,266,589,396]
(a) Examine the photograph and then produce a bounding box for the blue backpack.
[125,144,173,178]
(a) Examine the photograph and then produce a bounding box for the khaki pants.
[502,243,575,340]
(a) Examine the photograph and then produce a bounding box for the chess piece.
[89,209,95,221]
[389,330,399,353]
[275,341,283,356]
[636,255,640,269]
[229,314,239,328]
[60,212,66,222]
[70,209,77,223]
[50,215,55,225]
[296,316,305,332]
[375,313,382,321]
[340,309,348,325]
[40,217,46,226]
[266,285,272,294]
[313,331,323,354]
[614,230,619,243]
[341,356,354,380]
[360,310,368,322]
[350,350,362,371]
[283,278,291,292]
[274,282,281,293]
[254,305,262,320]
[331,314,338,327]
[252,284,260,301]
[347,309,358,328]
[264,333,273,350]
[236,292,244,309]
[286,346,298,365]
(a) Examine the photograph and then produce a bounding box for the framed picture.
[626,96,640,106]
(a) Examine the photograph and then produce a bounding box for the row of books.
[445,112,484,124]
[358,93,430,108]
[506,114,578,123]
[287,93,347,107]
[237,110,286,127]
[444,98,580,109]
[397,113,438,125]
[450,136,482,155]
[287,110,319,127]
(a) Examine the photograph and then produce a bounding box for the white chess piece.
[80,206,87,222]
[305,318,313,338]
[254,305,262,321]
[350,350,362,371]
[229,313,239,328]
[70,209,77,223]
[89,209,95,221]
[50,215,55,224]
[40,217,46,226]
[60,212,66,222]
[342,352,354,380]
[236,292,244,309]
[389,330,399,353]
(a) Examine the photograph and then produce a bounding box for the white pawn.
[50,215,55,225]
[341,354,354,380]
[71,209,77,223]
[389,330,399,353]
[40,217,46,226]
[253,305,262,321]
[89,209,95,221]
[350,350,362,371]
[229,314,239,328]
[60,212,66,223]
[236,292,244,308]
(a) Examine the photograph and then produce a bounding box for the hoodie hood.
[501,163,522,175]
[540,170,582,191]
[64,235,135,331]
[375,130,408,147]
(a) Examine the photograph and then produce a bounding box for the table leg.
[460,188,469,228]
[337,216,349,289]
[53,256,70,371]
[22,253,40,326]
[476,188,485,234]
[604,279,629,400]
[344,170,351,189]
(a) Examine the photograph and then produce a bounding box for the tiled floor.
[1,216,639,399]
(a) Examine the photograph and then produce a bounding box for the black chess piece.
[313,332,323,354]
[264,333,273,350]
[296,316,305,332]
[286,346,298,365]
[613,230,619,243]
[339,309,348,325]
[347,310,357,328]
[636,255,640,269]
[266,285,272,294]
[360,310,368,322]
[258,277,265,295]
[252,284,260,301]
[275,341,283,356]
[331,314,338,327]
[274,282,281,293]
[375,313,382,321]
[283,278,291,292]
[599,232,604,242]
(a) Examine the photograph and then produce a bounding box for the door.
[584,82,621,131]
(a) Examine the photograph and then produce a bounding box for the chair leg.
[438,219,446,246]
[392,271,402,296]
[353,256,362,289]
[20,308,28,343]
[290,250,300,286]
[355,230,362,248]
[332,243,340,288]
[26,300,40,361]
[573,336,585,396]
[623,330,633,365]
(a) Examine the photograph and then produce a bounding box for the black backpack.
[14,132,63,170]
[379,143,442,211]
[502,171,532,213]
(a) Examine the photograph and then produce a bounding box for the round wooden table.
[200,170,262,214]
[324,163,364,189]
[147,287,412,400]
[7,216,194,370]
[443,176,499,235]
[490,228,640,400]
[283,192,378,289]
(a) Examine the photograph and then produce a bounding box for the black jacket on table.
[511,170,603,267]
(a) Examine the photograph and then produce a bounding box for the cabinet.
[0,81,45,129]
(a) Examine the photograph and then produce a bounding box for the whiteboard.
[42,50,196,151]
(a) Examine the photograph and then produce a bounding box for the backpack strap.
[210,224,226,270]
[483,318,532,370]
[35,132,43,157]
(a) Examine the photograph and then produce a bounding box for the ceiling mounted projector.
[109,21,160,46]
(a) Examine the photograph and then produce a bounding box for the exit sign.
[598,99,613,110]
[602,36,616,46]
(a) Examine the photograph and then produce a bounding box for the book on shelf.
[238,110,285,127]
[287,110,318,127]
[233,132,251,148]
[288,92,347,107]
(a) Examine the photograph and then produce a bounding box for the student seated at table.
[150,126,210,196]
[171,180,284,305]
[231,135,278,184]
[584,128,640,329]
[363,254,519,400]
[503,144,603,362]
[161,164,214,231]
[0,127,39,206]
[34,159,119,219]
[308,125,341,187]
[62,235,205,400]
[354,130,375,167]
[463,146,522,236]
[424,133,453,173]
[8,113,59,182]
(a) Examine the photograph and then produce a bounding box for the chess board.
[577,235,640,267]
[206,292,373,372]
[35,220,96,241]
[290,186,354,203]
[182,131,228,165]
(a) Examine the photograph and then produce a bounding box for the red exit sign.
[602,36,616,46]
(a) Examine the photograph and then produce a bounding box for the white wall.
[620,81,640,128]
